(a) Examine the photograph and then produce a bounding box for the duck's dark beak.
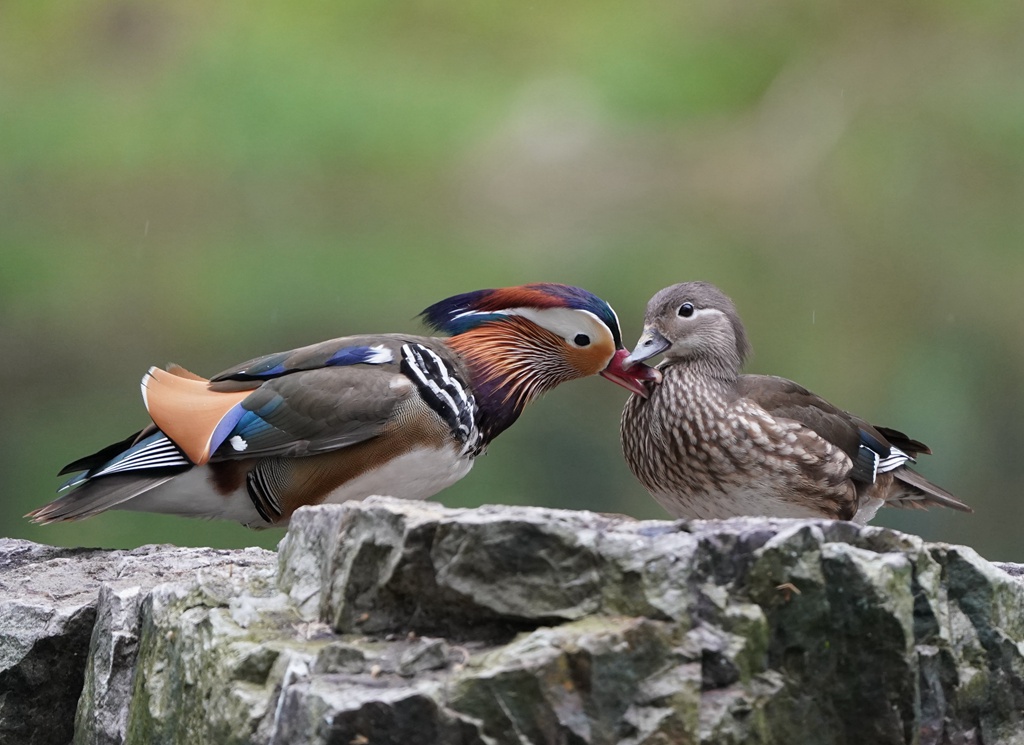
[600,349,662,398]
[623,327,670,367]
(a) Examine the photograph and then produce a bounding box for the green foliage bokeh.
[2,0,1022,558]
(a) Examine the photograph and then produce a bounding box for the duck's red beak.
[600,349,662,398]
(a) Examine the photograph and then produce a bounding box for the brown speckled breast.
[621,366,858,520]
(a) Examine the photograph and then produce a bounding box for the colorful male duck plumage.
[31,283,658,527]
[619,281,971,523]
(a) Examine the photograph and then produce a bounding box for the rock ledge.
[2,497,1023,745]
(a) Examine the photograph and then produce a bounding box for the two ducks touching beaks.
[29,281,970,529]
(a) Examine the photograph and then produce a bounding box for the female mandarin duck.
[619,281,971,524]
[30,283,658,527]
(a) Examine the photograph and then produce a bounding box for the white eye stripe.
[504,307,613,345]
[682,307,726,320]
[449,306,615,346]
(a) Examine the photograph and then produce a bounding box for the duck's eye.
[573,333,591,347]
[678,303,695,318]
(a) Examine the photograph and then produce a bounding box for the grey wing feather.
[740,376,972,510]
[29,473,178,523]
[210,364,418,460]
[892,468,973,513]
[210,333,416,383]
[204,334,463,460]
[737,374,886,462]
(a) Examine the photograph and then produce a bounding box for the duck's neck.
[446,320,572,445]
[667,351,739,384]
[659,356,740,410]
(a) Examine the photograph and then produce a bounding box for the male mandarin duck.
[30,283,659,527]
[619,281,971,523]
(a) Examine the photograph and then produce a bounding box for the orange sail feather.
[141,366,252,465]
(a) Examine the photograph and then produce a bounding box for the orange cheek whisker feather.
[448,321,575,409]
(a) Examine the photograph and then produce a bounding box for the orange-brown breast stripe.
[266,397,454,522]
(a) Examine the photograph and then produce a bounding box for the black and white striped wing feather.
[400,343,479,455]
[60,431,190,491]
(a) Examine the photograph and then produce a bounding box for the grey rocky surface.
[0,539,275,745]
[2,498,1024,744]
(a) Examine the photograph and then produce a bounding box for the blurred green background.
[3,0,1022,559]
